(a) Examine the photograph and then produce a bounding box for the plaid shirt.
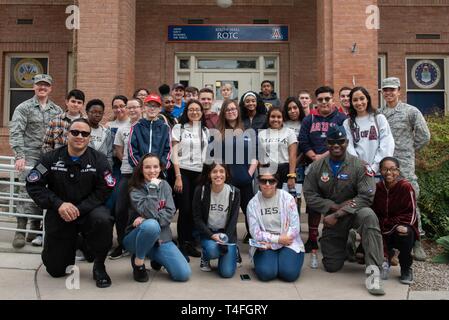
[42,112,85,153]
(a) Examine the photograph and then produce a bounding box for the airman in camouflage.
[380,77,431,261]
[9,74,63,248]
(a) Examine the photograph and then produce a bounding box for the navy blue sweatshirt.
[299,109,347,155]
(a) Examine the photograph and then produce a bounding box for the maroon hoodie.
[372,179,419,241]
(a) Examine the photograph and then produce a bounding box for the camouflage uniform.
[9,95,62,232]
[380,101,431,234]
[303,153,383,272]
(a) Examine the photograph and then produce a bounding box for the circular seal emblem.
[411,60,441,89]
[13,58,44,88]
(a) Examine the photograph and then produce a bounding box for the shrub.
[416,116,449,239]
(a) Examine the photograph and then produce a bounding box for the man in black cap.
[303,125,385,295]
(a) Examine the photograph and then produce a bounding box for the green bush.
[432,235,449,264]
[416,116,449,239]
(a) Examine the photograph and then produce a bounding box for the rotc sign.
[168,25,289,42]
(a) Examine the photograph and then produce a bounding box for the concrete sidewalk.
[0,222,411,300]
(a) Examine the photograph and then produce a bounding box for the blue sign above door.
[168,25,289,42]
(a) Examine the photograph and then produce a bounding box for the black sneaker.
[133,264,149,282]
[304,239,318,253]
[108,246,124,260]
[92,263,112,288]
[400,267,414,285]
[182,242,201,258]
[150,260,162,271]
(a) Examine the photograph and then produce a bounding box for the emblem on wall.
[13,58,44,88]
[411,59,441,89]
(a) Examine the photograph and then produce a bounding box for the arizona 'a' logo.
[271,27,283,40]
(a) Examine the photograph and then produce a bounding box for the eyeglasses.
[69,130,90,138]
[317,97,332,103]
[225,108,238,113]
[327,139,346,146]
[381,167,399,174]
[258,178,277,186]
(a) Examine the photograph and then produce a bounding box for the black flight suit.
[26,146,115,277]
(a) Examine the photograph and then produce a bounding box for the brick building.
[1,0,448,155]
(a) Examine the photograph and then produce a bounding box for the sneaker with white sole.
[200,257,212,272]
[31,235,43,247]
[75,249,86,261]
[399,267,414,285]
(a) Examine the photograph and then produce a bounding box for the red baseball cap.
[144,93,162,105]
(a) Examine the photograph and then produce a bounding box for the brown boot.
[12,218,27,248]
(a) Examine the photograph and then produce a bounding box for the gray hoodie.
[126,180,176,242]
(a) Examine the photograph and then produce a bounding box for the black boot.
[92,262,111,288]
[131,255,149,282]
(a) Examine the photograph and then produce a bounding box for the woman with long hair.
[172,99,210,259]
[258,107,298,190]
[123,153,191,282]
[192,162,240,278]
[246,170,304,282]
[343,86,394,174]
[216,99,258,243]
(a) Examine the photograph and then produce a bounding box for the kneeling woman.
[372,157,418,285]
[247,171,305,282]
[123,154,191,282]
[193,163,241,278]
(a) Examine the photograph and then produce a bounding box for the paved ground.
[0,220,414,300]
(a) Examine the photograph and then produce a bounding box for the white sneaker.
[31,235,43,247]
[200,257,212,272]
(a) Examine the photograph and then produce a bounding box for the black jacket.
[26,146,114,235]
[192,184,240,243]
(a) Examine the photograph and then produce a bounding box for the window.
[197,59,257,70]
[4,55,49,124]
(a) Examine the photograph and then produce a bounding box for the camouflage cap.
[381,77,400,89]
[33,74,53,85]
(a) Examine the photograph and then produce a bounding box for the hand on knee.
[396,225,409,236]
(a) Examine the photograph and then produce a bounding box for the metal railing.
[0,156,44,236]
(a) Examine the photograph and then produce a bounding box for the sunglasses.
[69,130,91,138]
[327,139,346,145]
[258,178,277,186]
[317,97,332,103]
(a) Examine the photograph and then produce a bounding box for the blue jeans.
[123,219,191,282]
[201,239,237,278]
[253,247,304,282]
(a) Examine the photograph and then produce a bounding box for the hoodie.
[128,118,171,168]
[259,92,281,109]
[299,109,347,156]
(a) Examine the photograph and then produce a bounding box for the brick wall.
[317,0,379,106]
[0,4,72,155]
[135,0,317,102]
[379,4,449,106]
[76,0,136,122]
